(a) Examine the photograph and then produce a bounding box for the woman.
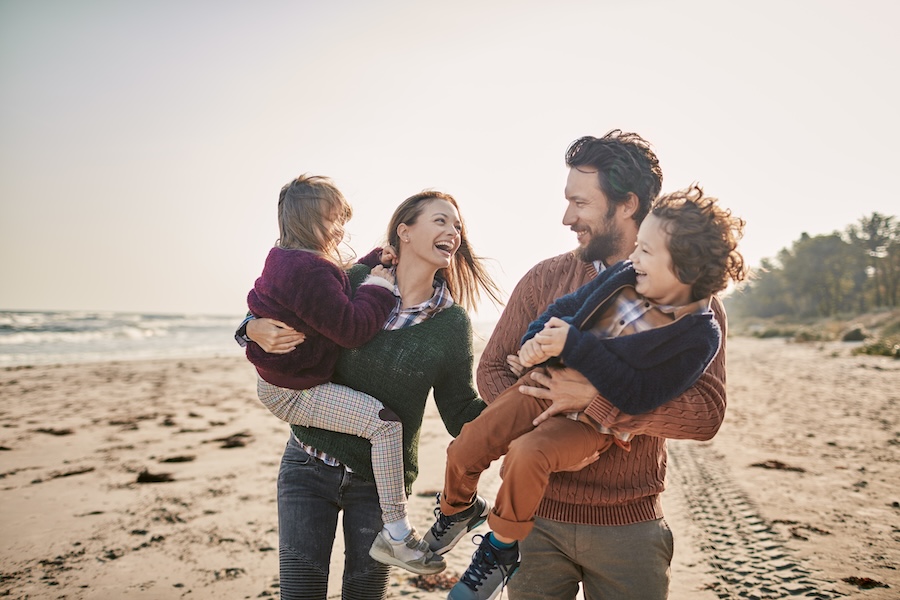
[244,190,502,599]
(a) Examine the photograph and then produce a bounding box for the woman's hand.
[247,318,306,354]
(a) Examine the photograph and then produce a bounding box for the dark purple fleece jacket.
[246,247,396,389]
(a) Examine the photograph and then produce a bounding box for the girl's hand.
[380,245,398,266]
[370,265,395,285]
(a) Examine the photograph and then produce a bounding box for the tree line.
[727,212,899,318]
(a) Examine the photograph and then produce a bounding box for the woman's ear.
[397,223,410,244]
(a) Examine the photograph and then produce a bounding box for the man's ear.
[620,192,639,220]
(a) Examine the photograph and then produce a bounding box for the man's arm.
[478,253,596,403]
[477,267,543,403]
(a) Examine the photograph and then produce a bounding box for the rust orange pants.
[440,370,615,541]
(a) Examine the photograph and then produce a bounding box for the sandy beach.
[1,336,898,599]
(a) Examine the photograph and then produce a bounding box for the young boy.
[428,185,747,600]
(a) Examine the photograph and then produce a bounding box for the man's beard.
[576,221,623,265]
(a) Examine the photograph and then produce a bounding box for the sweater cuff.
[360,275,395,292]
[583,393,618,428]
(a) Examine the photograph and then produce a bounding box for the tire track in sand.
[667,441,846,599]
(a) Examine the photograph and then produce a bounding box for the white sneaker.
[368,528,447,575]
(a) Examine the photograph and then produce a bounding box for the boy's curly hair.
[653,185,747,300]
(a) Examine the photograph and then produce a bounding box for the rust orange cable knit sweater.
[477,251,727,526]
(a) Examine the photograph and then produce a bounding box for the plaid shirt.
[297,276,453,466]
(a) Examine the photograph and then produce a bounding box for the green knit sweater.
[289,272,486,495]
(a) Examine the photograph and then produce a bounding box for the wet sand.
[1,337,897,599]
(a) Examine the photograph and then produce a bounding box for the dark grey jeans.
[277,435,389,600]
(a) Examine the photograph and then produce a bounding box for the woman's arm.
[432,312,486,436]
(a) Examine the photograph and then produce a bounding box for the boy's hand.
[536,317,569,355]
[380,245,398,266]
[506,354,526,377]
[518,338,548,368]
[520,317,570,367]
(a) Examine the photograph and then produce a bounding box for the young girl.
[245,174,445,575]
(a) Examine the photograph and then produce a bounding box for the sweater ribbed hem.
[535,494,663,526]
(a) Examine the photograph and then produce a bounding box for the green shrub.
[793,328,830,343]
[852,337,900,359]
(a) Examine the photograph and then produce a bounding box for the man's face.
[563,167,623,264]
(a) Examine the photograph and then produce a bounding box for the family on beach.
[237,130,747,600]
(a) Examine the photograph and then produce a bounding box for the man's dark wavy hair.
[565,129,663,223]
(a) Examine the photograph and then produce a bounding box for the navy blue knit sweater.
[522,260,721,415]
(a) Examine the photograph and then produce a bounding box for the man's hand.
[247,318,306,354]
[519,367,598,426]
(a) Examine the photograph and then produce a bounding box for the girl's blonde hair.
[276,174,353,265]
[386,191,503,312]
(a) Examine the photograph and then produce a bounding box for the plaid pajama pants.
[258,377,407,523]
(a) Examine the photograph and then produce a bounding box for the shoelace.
[429,504,455,539]
[459,535,500,590]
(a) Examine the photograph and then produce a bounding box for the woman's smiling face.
[400,198,461,269]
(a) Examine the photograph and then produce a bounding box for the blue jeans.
[277,435,389,600]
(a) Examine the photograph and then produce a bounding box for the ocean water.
[0,310,246,367]
[0,310,499,368]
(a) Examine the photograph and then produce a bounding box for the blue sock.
[488,531,516,549]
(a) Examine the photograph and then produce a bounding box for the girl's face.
[399,199,462,270]
[628,213,692,306]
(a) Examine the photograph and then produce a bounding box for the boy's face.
[628,214,693,306]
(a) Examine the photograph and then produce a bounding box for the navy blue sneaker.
[448,534,520,600]
[424,493,490,555]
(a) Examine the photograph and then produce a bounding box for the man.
[475,130,727,599]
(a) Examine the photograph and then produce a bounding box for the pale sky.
[1,0,898,318]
